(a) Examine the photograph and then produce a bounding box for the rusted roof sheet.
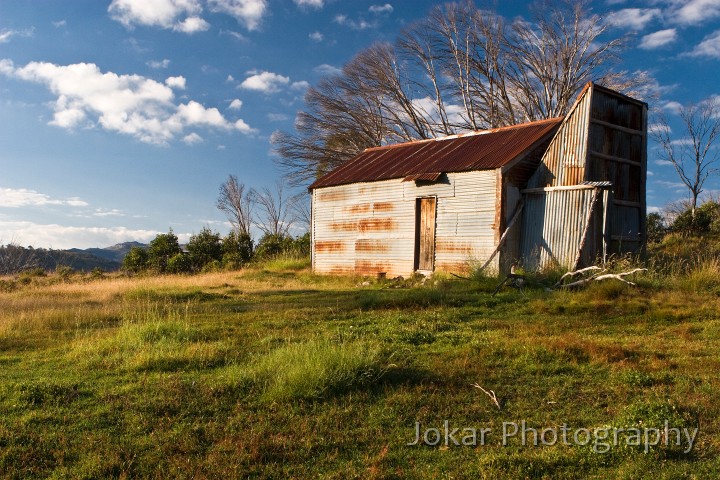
[402,172,442,182]
[309,117,563,190]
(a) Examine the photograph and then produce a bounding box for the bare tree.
[652,99,720,220]
[0,243,40,275]
[273,0,643,184]
[251,181,296,237]
[216,175,254,236]
[290,192,312,234]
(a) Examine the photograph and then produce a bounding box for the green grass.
[0,256,719,478]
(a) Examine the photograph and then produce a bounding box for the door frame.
[414,196,437,272]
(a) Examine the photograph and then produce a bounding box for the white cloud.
[333,14,375,30]
[229,98,243,109]
[369,4,393,14]
[639,28,677,49]
[93,208,127,217]
[240,70,290,93]
[182,132,203,144]
[0,187,89,208]
[108,0,208,33]
[294,0,323,8]
[671,0,720,25]
[173,15,210,33]
[605,8,661,30]
[208,0,268,31]
[314,63,341,76]
[165,75,187,89]
[647,205,661,213]
[233,118,256,134]
[147,59,171,69]
[53,20,67,28]
[654,159,675,166]
[226,74,235,82]
[267,113,289,121]
[291,80,310,91]
[0,220,179,249]
[309,31,324,42]
[0,59,255,144]
[661,101,683,114]
[0,28,34,43]
[222,30,247,41]
[688,30,720,58]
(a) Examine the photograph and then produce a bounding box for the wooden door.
[415,197,436,271]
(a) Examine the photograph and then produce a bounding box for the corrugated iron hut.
[308,83,647,276]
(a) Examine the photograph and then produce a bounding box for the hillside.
[0,242,146,274]
[0,259,717,478]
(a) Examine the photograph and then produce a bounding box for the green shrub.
[221,231,253,269]
[647,212,667,243]
[670,201,719,235]
[122,246,149,273]
[166,253,193,274]
[147,230,182,273]
[187,227,223,272]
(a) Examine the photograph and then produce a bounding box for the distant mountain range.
[67,241,146,265]
[0,241,146,274]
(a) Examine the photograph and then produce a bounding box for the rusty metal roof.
[309,117,563,190]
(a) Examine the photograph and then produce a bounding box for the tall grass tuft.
[233,338,389,402]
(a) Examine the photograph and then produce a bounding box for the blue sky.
[1,0,719,249]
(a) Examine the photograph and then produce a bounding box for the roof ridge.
[363,117,564,153]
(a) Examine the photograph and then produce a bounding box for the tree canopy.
[273,0,648,186]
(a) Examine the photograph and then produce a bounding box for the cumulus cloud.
[314,63,341,76]
[182,132,203,144]
[671,0,720,25]
[369,4,393,14]
[294,0,323,8]
[605,8,661,30]
[165,75,186,89]
[291,80,310,91]
[228,98,243,109]
[147,59,171,69]
[240,70,290,93]
[0,59,255,144]
[208,0,268,31]
[267,113,289,121]
[688,30,720,58]
[639,29,677,49]
[108,0,208,33]
[0,220,184,249]
[233,118,255,134]
[0,187,89,208]
[173,15,210,33]
[309,31,323,42]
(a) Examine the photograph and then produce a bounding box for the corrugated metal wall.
[527,87,592,189]
[521,187,602,270]
[312,170,499,277]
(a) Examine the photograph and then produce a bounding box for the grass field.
[0,251,719,479]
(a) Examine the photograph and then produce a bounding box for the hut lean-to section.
[308,83,647,277]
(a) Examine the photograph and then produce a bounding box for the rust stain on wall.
[318,190,347,202]
[373,202,394,213]
[330,221,357,232]
[314,241,345,253]
[355,261,391,275]
[358,218,394,233]
[328,266,354,275]
[346,203,371,215]
[355,239,389,253]
[435,240,474,254]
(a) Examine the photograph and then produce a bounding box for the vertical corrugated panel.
[521,188,596,270]
[527,89,592,188]
[435,171,499,273]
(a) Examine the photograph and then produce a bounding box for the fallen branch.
[553,266,604,288]
[560,268,647,288]
[472,383,501,410]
